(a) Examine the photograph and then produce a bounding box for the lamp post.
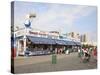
[23,13,36,56]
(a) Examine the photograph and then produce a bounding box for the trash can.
[52,54,57,64]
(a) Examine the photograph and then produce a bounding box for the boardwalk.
[13,52,97,74]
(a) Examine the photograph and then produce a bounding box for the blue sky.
[14,1,97,42]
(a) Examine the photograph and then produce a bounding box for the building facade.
[11,28,81,57]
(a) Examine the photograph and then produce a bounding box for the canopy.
[27,36,80,46]
[55,39,67,45]
[27,36,56,45]
[67,41,76,45]
[74,42,81,46]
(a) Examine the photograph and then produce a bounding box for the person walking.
[79,48,91,63]
[92,47,97,62]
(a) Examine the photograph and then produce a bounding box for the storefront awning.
[55,39,67,45]
[67,41,76,45]
[27,36,78,46]
[27,36,56,45]
[74,42,81,46]
[53,39,76,46]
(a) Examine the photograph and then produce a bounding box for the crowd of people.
[24,44,97,63]
[78,47,97,63]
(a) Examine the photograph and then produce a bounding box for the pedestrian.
[79,48,83,58]
[88,47,92,55]
[25,47,29,57]
[65,49,69,55]
[80,47,91,63]
[55,48,58,54]
[84,51,91,62]
[78,47,81,57]
[92,47,97,62]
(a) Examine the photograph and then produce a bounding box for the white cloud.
[14,3,96,33]
[30,5,96,32]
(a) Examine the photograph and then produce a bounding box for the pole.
[23,13,36,56]
[23,27,27,56]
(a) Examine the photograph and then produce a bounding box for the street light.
[23,13,36,56]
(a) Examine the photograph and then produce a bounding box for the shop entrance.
[17,39,24,56]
